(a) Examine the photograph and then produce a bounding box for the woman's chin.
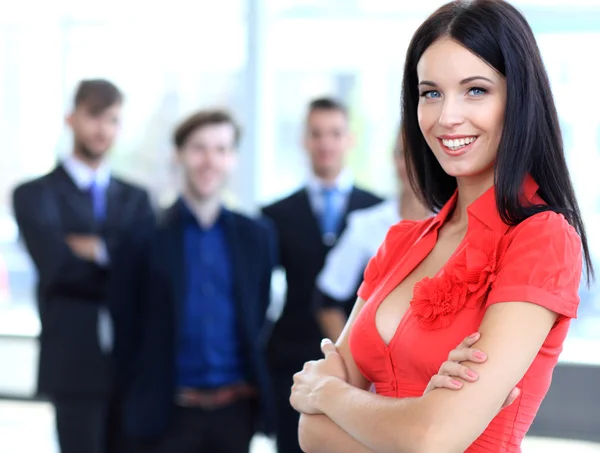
[439,162,495,182]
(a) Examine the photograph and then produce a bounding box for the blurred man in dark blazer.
[123,109,276,453]
[13,79,154,453]
[262,97,382,453]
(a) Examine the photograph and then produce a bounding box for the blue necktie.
[90,178,112,353]
[89,179,106,222]
[321,187,340,238]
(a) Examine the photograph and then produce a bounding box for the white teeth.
[442,136,476,150]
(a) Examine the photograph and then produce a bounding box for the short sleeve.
[357,219,421,302]
[486,211,583,318]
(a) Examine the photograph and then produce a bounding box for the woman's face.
[416,38,507,182]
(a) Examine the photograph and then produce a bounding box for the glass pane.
[0,26,64,333]
[538,31,600,363]
[0,0,246,24]
[0,10,248,336]
[272,0,600,16]
[62,19,247,206]
[261,15,415,204]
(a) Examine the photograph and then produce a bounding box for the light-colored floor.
[0,401,598,453]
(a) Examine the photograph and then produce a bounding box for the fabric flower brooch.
[411,231,508,330]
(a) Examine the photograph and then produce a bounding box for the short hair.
[401,0,592,281]
[173,109,241,149]
[74,79,123,115]
[307,97,348,118]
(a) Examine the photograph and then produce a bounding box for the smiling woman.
[290,1,591,453]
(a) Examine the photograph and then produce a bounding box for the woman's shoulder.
[506,209,581,251]
[485,209,583,318]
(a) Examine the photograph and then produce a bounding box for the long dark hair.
[401,0,593,283]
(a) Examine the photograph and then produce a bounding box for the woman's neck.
[450,172,495,229]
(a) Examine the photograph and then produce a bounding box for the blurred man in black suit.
[262,97,382,453]
[13,79,154,453]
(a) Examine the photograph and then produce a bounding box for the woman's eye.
[420,90,441,99]
[468,87,487,96]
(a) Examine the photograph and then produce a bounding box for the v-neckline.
[371,228,468,349]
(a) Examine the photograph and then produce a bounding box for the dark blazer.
[122,202,277,440]
[12,164,154,396]
[262,187,382,371]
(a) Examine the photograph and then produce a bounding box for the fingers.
[320,338,337,358]
[448,347,487,364]
[301,361,315,372]
[428,374,464,391]
[424,333,489,398]
[439,360,479,382]
[458,332,480,349]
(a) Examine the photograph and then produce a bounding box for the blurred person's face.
[177,123,237,200]
[67,103,122,162]
[304,109,353,180]
[417,38,506,182]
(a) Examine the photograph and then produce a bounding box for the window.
[0,25,64,335]
[0,3,249,336]
[538,32,600,361]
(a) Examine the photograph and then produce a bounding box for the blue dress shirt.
[176,200,244,389]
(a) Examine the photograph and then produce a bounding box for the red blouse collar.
[427,175,540,235]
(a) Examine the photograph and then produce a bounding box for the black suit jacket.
[12,165,154,396]
[122,202,277,440]
[262,187,382,371]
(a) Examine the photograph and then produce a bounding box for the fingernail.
[469,332,479,339]
[321,338,332,347]
[466,369,478,379]
[474,351,487,360]
[451,379,463,387]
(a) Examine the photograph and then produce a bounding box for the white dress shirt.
[62,155,113,353]
[63,155,111,191]
[316,199,400,301]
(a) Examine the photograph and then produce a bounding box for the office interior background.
[0,0,599,451]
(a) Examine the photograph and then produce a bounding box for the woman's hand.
[424,332,520,409]
[290,339,348,415]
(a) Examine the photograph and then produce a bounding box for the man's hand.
[65,235,102,262]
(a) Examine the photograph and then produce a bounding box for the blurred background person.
[261,97,382,453]
[314,134,431,342]
[12,79,154,453]
[123,109,276,453]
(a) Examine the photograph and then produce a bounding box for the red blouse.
[349,178,582,452]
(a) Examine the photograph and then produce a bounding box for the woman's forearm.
[314,377,434,453]
[299,413,376,453]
